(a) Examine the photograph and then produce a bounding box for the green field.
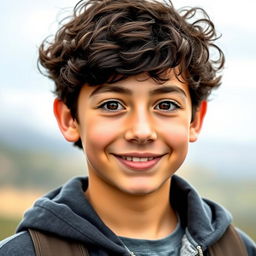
[0,216,20,240]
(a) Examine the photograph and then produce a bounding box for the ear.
[53,98,80,142]
[189,101,207,143]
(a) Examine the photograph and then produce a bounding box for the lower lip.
[115,156,162,171]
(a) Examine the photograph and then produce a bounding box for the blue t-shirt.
[119,220,184,256]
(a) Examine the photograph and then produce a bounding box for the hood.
[17,177,129,255]
[171,176,232,251]
[17,175,232,254]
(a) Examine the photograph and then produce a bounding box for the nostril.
[124,132,157,144]
[124,115,157,143]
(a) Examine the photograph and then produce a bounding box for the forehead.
[81,72,190,99]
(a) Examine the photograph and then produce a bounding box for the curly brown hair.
[39,0,224,148]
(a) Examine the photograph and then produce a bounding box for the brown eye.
[106,102,119,110]
[159,102,171,110]
[155,100,180,112]
[99,100,125,112]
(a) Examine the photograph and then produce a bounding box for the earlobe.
[53,98,80,142]
[189,101,207,143]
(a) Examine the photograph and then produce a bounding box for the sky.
[1,0,256,145]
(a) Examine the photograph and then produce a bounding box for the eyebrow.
[89,84,187,98]
[149,86,187,98]
[89,85,132,97]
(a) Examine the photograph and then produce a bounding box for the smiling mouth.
[120,156,155,162]
[113,154,164,170]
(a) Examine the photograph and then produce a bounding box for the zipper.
[196,245,203,256]
[122,243,136,256]
[185,228,204,256]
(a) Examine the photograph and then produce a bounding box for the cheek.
[159,120,190,146]
[80,117,120,152]
[160,121,190,170]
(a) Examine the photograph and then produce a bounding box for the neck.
[85,176,177,240]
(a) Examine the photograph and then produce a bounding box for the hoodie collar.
[171,175,232,250]
[17,177,130,255]
[17,175,232,254]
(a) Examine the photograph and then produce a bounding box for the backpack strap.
[28,229,89,256]
[208,224,248,256]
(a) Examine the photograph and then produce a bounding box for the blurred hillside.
[0,124,85,190]
[0,141,85,191]
[0,127,256,241]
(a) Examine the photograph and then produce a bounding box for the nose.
[124,108,157,144]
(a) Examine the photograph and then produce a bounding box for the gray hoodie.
[0,175,255,255]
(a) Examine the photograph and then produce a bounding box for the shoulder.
[236,228,256,256]
[0,231,35,256]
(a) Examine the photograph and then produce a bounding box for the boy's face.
[55,71,206,195]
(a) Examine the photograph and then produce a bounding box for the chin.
[123,188,156,196]
[120,182,162,196]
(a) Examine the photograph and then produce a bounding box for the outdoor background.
[0,0,255,241]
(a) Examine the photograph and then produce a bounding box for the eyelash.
[97,100,125,112]
[154,100,181,112]
[97,99,181,113]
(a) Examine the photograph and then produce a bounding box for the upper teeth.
[121,156,154,162]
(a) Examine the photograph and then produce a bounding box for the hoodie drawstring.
[196,245,204,256]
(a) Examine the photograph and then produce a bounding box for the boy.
[0,0,255,255]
